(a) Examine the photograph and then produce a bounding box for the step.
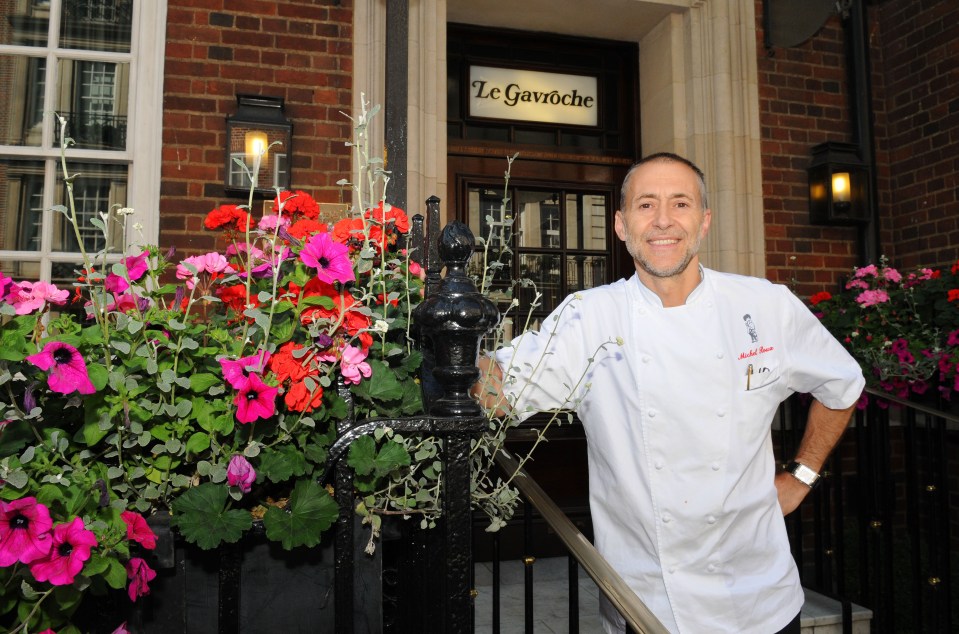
[801,588,873,634]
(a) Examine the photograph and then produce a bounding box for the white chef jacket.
[494,268,865,634]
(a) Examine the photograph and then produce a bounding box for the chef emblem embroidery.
[743,314,758,343]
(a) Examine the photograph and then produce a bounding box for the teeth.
[650,239,678,245]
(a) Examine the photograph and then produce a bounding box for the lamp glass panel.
[831,172,851,203]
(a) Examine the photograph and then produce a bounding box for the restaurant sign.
[468,65,599,127]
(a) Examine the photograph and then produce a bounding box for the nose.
[652,206,673,229]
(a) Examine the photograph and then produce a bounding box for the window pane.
[0,159,45,251]
[566,255,606,292]
[518,253,562,315]
[52,161,127,253]
[0,55,46,146]
[0,259,42,282]
[0,2,51,47]
[565,193,607,250]
[59,0,132,52]
[517,190,561,249]
[55,59,129,150]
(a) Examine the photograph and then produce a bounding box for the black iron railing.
[55,111,128,150]
[779,389,956,633]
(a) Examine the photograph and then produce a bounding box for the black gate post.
[328,198,499,633]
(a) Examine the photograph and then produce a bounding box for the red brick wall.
[756,0,959,299]
[876,0,959,271]
[755,4,860,300]
[159,0,353,255]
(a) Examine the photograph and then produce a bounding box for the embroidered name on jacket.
[738,345,775,360]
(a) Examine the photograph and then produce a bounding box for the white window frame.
[0,0,166,282]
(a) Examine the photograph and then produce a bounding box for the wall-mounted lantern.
[225,95,292,197]
[807,141,870,225]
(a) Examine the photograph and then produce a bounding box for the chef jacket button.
[706,515,717,524]
[706,563,717,573]
[716,409,726,417]
[667,566,676,574]
[639,308,647,315]
[716,351,724,359]
[642,355,651,364]
[662,513,672,524]
[711,462,720,471]
[654,460,664,470]
[648,409,657,418]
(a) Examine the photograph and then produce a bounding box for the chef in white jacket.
[479,153,865,633]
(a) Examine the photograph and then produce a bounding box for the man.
[478,153,865,633]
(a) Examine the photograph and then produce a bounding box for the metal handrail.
[494,448,670,634]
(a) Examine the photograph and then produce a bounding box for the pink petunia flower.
[124,252,149,281]
[299,232,355,285]
[111,623,130,634]
[883,267,902,283]
[219,351,271,390]
[0,497,53,566]
[340,345,372,385]
[120,511,157,550]
[126,557,157,602]
[0,271,13,299]
[855,289,889,307]
[226,455,256,494]
[26,341,96,395]
[6,281,69,315]
[233,373,278,424]
[29,517,98,586]
[104,273,130,294]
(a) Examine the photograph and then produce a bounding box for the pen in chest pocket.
[746,363,753,390]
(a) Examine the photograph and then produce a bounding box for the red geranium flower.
[287,219,327,241]
[809,291,832,306]
[274,190,320,219]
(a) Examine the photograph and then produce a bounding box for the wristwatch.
[785,461,821,489]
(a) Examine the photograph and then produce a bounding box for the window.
[466,182,612,330]
[0,0,165,286]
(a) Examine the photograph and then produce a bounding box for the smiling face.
[614,158,712,285]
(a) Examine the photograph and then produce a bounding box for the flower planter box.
[76,520,381,634]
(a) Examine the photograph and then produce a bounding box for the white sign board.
[468,65,599,127]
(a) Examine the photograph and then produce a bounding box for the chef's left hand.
[775,471,811,516]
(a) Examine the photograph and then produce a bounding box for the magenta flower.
[883,267,902,283]
[120,511,157,550]
[233,373,278,424]
[299,232,355,284]
[111,623,130,634]
[258,214,290,232]
[126,557,157,602]
[854,264,878,278]
[340,345,372,385]
[124,252,149,281]
[26,341,96,395]
[29,517,98,586]
[0,271,12,299]
[6,281,69,315]
[226,455,257,493]
[0,497,53,566]
[855,289,889,307]
[219,351,271,390]
[104,273,130,294]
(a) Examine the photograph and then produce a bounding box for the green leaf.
[372,440,411,477]
[87,364,109,391]
[257,445,309,483]
[262,479,337,549]
[190,373,221,393]
[347,435,376,476]
[185,432,211,454]
[351,360,403,402]
[171,483,252,550]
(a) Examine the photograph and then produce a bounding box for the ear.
[700,208,712,239]
[614,210,627,242]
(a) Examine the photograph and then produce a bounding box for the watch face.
[789,462,819,487]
